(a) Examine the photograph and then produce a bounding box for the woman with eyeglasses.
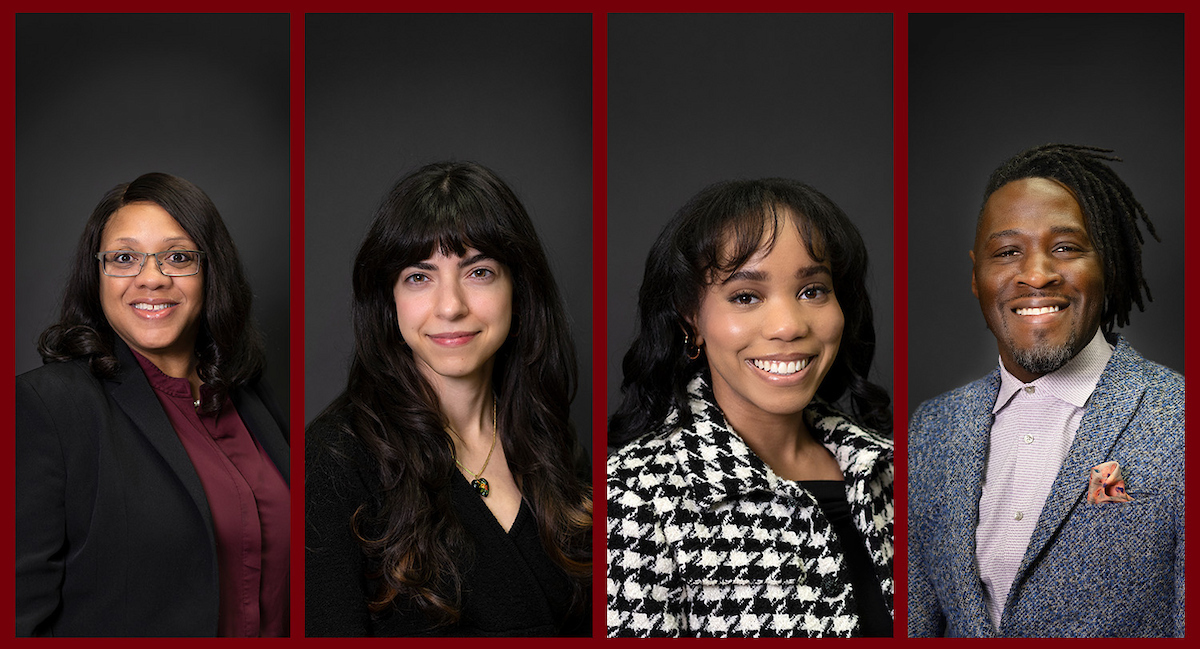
[15,173,290,637]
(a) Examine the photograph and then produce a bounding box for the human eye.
[163,250,196,265]
[1052,243,1085,254]
[728,290,761,306]
[993,246,1020,258]
[403,272,429,285]
[468,266,495,280]
[799,284,831,301]
[107,251,141,266]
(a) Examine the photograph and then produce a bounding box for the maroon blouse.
[133,352,290,637]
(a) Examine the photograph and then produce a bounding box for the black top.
[305,414,589,637]
[802,480,892,637]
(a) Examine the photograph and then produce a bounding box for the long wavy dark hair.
[609,178,892,446]
[315,161,591,625]
[37,172,264,414]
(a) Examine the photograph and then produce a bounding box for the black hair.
[609,178,892,447]
[311,161,590,625]
[981,143,1159,333]
[37,172,264,414]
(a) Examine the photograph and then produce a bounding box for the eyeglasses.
[95,250,205,277]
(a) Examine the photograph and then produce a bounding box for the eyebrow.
[107,236,195,248]
[407,253,495,272]
[985,225,1087,243]
[721,264,832,284]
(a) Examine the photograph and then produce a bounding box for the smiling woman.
[15,173,290,637]
[304,161,591,637]
[607,178,894,638]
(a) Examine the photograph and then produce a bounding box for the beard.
[1005,326,1081,376]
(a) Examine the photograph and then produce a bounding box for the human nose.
[435,279,469,319]
[133,254,171,288]
[1015,251,1063,289]
[762,298,808,341]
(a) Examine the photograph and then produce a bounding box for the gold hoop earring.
[682,328,702,360]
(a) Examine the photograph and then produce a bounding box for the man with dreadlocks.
[908,144,1183,637]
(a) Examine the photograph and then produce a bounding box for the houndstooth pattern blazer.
[606,373,894,637]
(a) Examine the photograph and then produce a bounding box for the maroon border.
[3,5,1196,644]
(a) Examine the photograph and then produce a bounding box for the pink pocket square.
[1087,461,1132,503]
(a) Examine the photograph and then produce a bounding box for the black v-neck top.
[305,416,589,637]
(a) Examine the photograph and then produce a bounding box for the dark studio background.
[908,14,1184,412]
[304,14,593,455]
[607,14,895,429]
[15,14,291,412]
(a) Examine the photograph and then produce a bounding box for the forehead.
[101,202,192,245]
[976,177,1088,246]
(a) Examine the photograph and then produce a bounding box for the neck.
[726,408,817,468]
[428,372,495,443]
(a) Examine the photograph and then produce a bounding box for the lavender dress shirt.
[975,330,1114,628]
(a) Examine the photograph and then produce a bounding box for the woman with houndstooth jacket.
[607,178,894,637]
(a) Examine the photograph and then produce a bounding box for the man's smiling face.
[970,177,1105,383]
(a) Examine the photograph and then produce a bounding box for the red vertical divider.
[290,10,306,640]
[2,11,16,623]
[1184,8,1197,639]
[892,10,909,640]
[592,9,609,640]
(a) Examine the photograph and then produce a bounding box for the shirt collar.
[674,371,892,509]
[993,329,1114,413]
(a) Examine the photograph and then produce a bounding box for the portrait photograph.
[605,13,895,638]
[14,13,290,637]
[906,13,1184,638]
[303,13,593,637]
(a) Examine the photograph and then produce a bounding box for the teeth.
[752,358,810,375]
[1015,306,1061,316]
[133,303,173,311]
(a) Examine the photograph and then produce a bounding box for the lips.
[751,358,811,375]
[745,353,816,382]
[427,331,479,347]
[1008,295,1070,318]
[129,299,180,319]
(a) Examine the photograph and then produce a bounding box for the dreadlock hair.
[609,178,892,447]
[981,143,1159,333]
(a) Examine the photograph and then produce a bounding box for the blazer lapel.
[107,341,214,533]
[943,372,1000,636]
[231,387,290,483]
[1008,339,1144,603]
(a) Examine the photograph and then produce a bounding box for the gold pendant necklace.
[449,398,497,497]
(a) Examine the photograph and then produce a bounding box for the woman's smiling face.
[393,247,513,388]
[693,212,844,429]
[98,202,205,372]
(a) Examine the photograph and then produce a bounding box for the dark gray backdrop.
[607,14,895,423]
[908,14,1184,412]
[15,14,291,413]
[304,14,593,455]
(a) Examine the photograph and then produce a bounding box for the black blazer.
[15,341,290,637]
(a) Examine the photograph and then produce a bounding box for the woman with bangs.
[607,178,893,637]
[305,161,592,636]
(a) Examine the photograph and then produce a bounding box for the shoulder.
[305,409,380,505]
[17,359,103,398]
[607,426,691,517]
[1102,339,1184,429]
[912,374,996,422]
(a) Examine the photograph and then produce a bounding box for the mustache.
[1009,291,1073,301]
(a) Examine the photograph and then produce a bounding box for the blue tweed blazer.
[908,336,1183,637]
